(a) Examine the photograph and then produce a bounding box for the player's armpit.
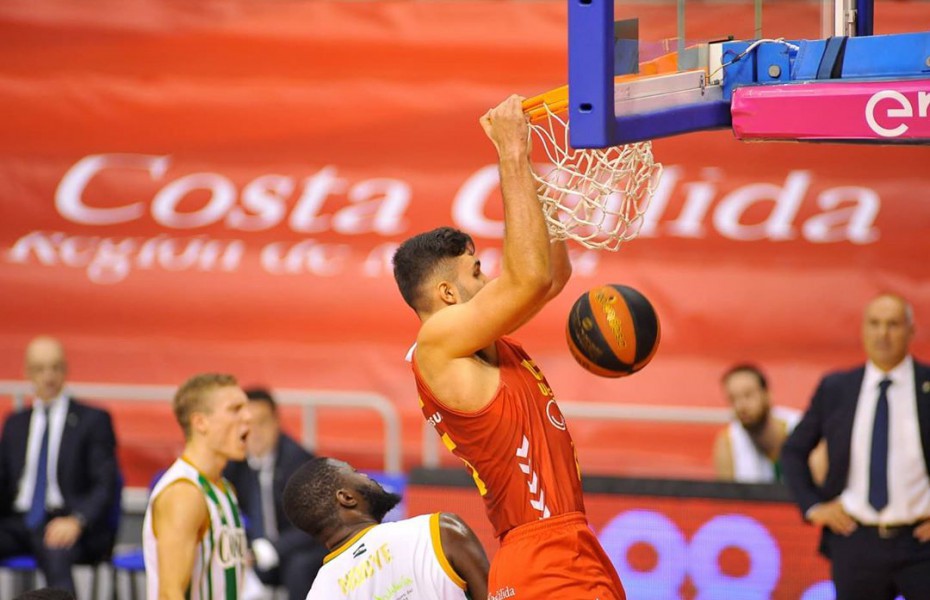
[152,480,209,600]
[438,512,490,600]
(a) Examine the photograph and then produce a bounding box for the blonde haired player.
[143,373,252,600]
[392,96,626,598]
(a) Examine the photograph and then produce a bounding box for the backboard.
[565,0,930,147]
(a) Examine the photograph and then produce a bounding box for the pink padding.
[732,79,930,142]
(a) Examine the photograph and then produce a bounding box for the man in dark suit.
[0,336,121,592]
[783,294,930,600]
[223,387,326,600]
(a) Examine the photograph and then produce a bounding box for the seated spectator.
[0,336,121,593]
[714,363,826,483]
[223,387,327,600]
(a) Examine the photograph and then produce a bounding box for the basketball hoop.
[523,90,662,252]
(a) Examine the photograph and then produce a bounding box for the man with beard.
[282,457,489,600]
[714,363,826,483]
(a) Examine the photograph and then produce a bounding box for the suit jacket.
[224,433,323,559]
[0,398,121,551]
[782,359,930,517]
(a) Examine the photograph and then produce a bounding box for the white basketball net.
[528,103,663,252]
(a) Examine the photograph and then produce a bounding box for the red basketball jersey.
[413,337,586,538]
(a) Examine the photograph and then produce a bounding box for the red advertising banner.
[1,0,929,483]
[407,482,831,600]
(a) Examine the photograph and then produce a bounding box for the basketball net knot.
[527,103,662,252]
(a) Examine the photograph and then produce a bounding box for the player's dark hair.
[283,457,342,540]
[392,227,474,313]
[721,363,768,391]
[244,386,276,412]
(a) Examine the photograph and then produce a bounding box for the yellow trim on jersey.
[429,513,466,590]
[180,455,234,495]
[323,525,377,565]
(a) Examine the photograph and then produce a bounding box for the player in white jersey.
[714,363,827,483]
[282,457,489,600]
[143,373,252,600]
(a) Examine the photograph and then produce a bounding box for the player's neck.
[325,519,379,551]
[182,443,228,483]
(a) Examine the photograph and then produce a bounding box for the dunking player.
[392,95,625,599]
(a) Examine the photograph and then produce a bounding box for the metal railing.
[1,380,731,474]
[0,381,403,474]
[421,400,731,468]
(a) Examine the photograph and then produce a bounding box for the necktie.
[25,408,50,530]
[868,378,892,512]
[248,469,266,540]
[259,466,278,540]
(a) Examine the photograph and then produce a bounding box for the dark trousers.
[826,524,930,600]
[0,514,110,593]
[255,545,327,600]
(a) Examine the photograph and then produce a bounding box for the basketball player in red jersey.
[392,95,626,599]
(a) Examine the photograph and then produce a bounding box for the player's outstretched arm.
[152,481,208,600]
[506,238,572,334]
[419,95,554,357]
[439,512,490,600]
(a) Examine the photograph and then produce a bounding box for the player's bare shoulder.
[415,323,500,412]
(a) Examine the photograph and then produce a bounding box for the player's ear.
[438,281,456,306]
[335,488,358,509]
[190,411,208,436]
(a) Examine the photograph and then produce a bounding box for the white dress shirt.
[247,452,279,540]
[840,356,930,525]
[14,394,69,513]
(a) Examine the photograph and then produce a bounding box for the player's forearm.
[498,153,551,290]
[546,239,572,299]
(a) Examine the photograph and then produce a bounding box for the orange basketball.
[566,284,661,378]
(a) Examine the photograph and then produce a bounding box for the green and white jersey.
[308,513,468,600]
[143,457,249,600]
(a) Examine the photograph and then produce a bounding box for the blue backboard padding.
[721,33,930,98]
[569,0,614,148]
[841,32,930,78]
[793,40,828,81]
[721,41,757,99]
[757,44,793,83]
[609,101,732,146]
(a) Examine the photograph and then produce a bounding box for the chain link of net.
[528,103,663,252]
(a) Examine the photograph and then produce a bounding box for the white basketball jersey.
[143,457,249,600]
[307,513,468,600]
[729,406,802,483]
